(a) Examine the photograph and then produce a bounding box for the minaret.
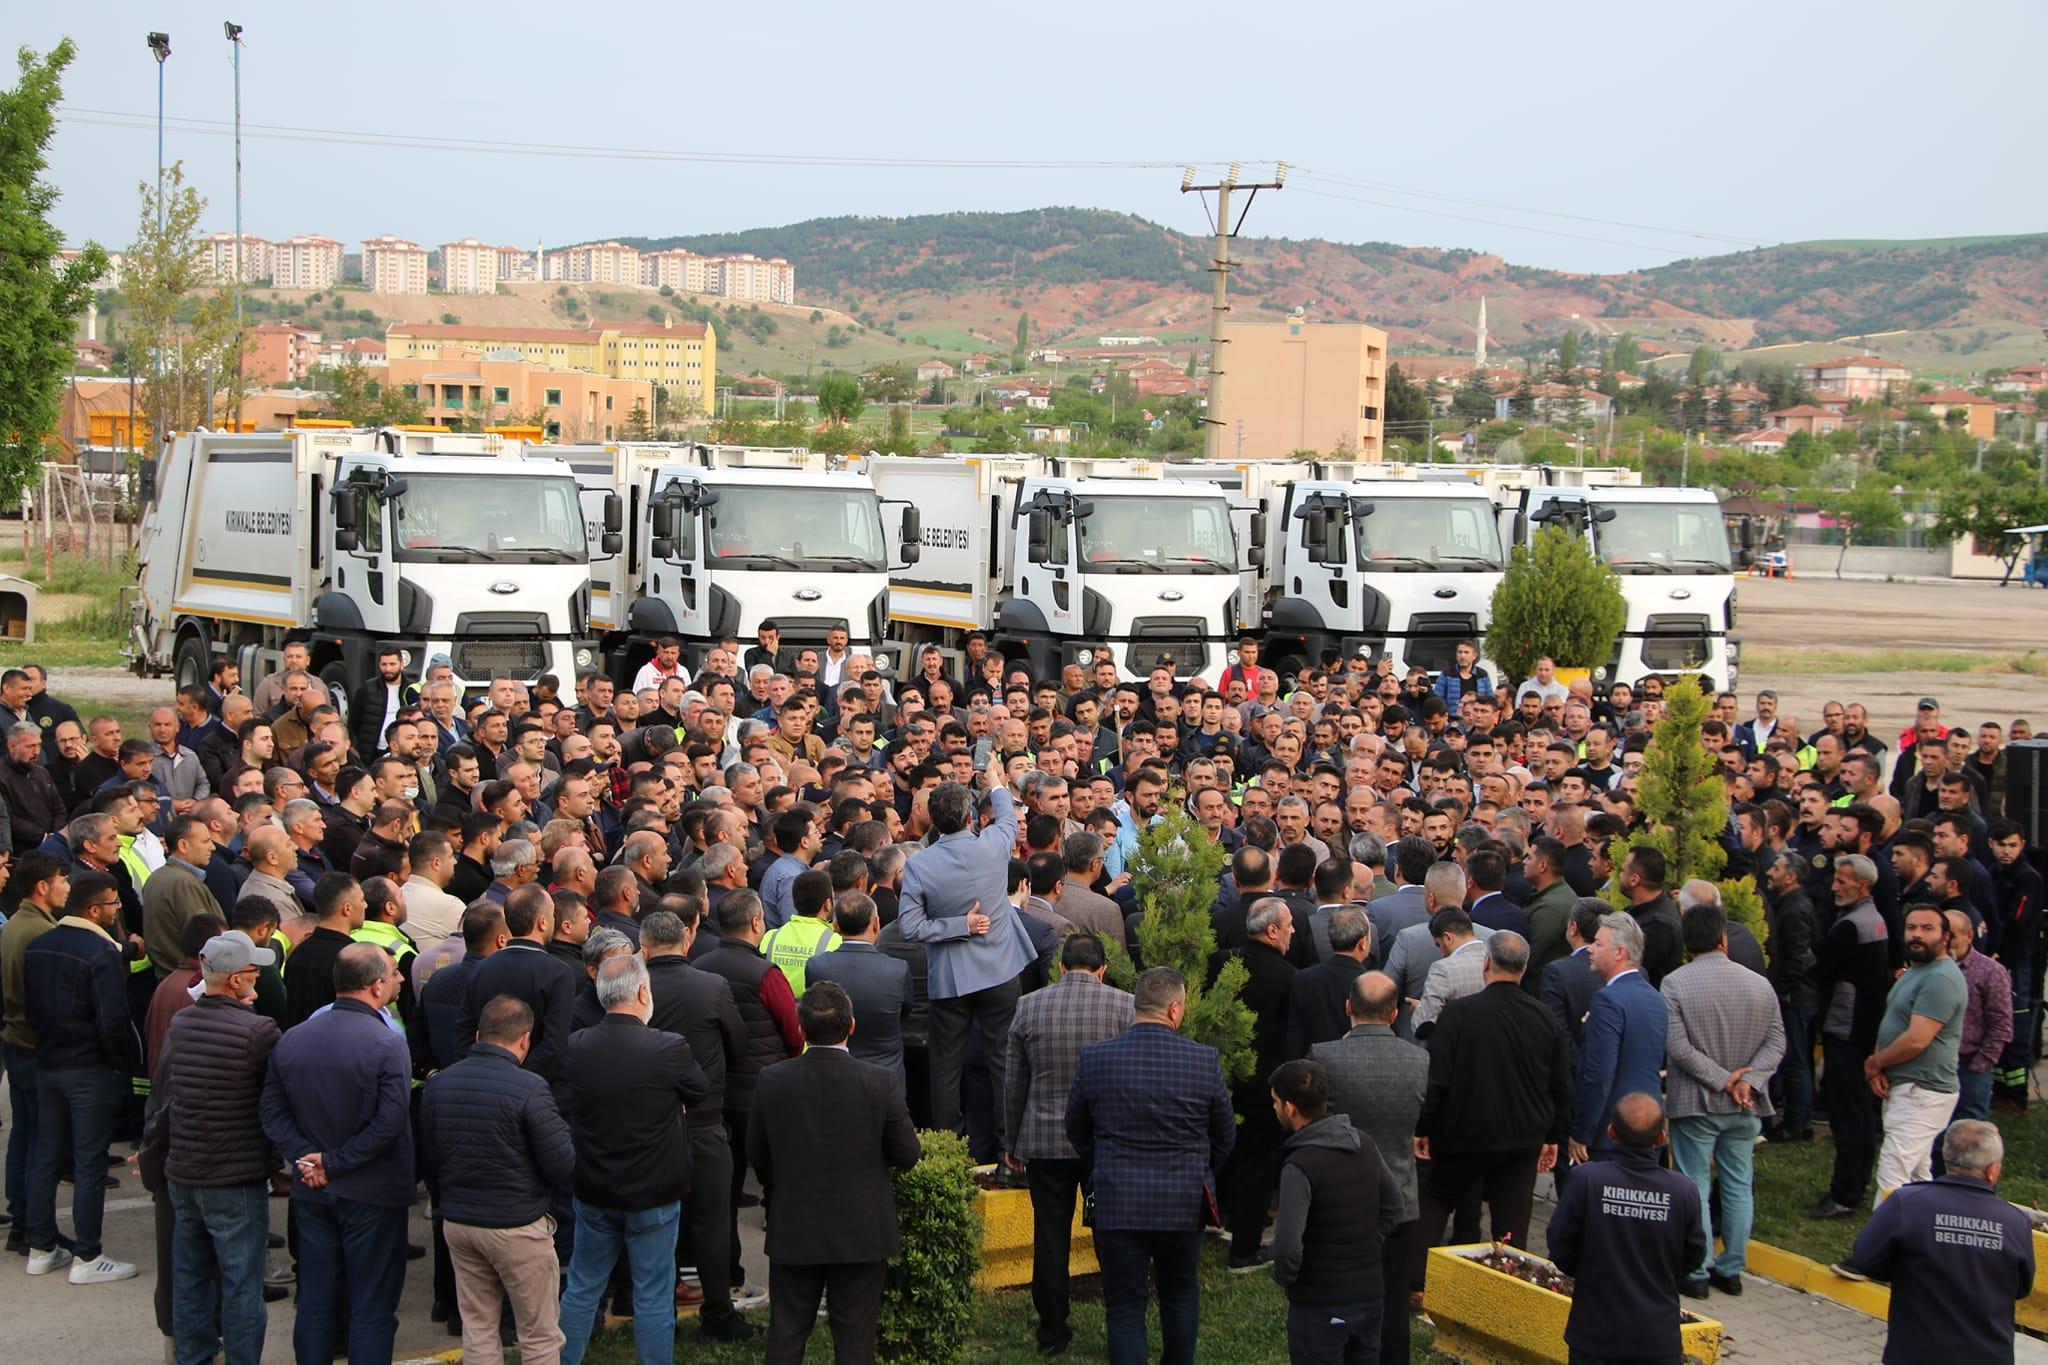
[1474,295,1489,370]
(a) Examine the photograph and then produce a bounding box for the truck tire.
[319,660,352,706]
[174,632,211,691]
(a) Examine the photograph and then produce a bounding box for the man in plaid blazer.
[1067,967,1235,1365]
[1002,933,1135,1356]
[1662,900,1786,1297]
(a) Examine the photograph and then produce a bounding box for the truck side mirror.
[138,459,157,502]
[1302,507,1328,543]
[332,488,358,533]
[652,537,674,560]
[650,502,675,539]
[899,543,921,566]
[901,506,921,545]
[1735,547,1754,568]
[1249,510,1267,550]
[1028,508,1052,560]
[603,493,623,534]
[1593,505,1617,524]
[601,531,622,556]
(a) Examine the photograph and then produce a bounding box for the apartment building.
[439,238,501,295]
[384,352,653,441]
[549,241,642,285]
[269,235,343,290]
[641,247,713,294]
[362,235,429,295]
[200,232,271,283]
[707,253,795,305]
[245,324,322,385]
[1213,319,1388,460]
[495,244,537,283]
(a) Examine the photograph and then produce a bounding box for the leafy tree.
[1609,331,1640,377]
[1686,345,1719,388]
[1931,475,2048,555]
[1184,351,1197,379]
[1450,371,1497,423]
[0,40,107,498]
[314,353,424,427]
[1485,525,1627,684]
[1131,806,1255,1082]
[876,403,917,456]
[1557,330,1580,377]
[1384,362,1431,430]
[816,373,863,425]
[124,161,250,434]
[1014,313,1030,352]
[861,363,917,403]
[621,398,653,441]
[1827,477,1905,577]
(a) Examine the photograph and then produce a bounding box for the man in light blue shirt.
[757,810,818,930]
[898,782,1036,1147]
[1105,770,1167,879]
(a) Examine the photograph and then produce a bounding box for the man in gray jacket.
[1313,970,1429,1365]
[896,781,1035,1144]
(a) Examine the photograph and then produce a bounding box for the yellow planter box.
[2016,1214,2048,1333]
[972,1172,1096,1291]
[1425,1244,1722,1365]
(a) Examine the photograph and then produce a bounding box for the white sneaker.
[732,1283,769,1310]
[26,1247,73,1276]
[68,1255,137,1285]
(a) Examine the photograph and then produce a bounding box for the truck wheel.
[319,660,352,704]
[173,634,210,690]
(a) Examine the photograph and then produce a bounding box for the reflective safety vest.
[759,916,840,996]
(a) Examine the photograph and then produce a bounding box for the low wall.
[1785,543,1950,579]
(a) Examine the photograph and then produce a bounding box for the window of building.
[545,388,563,406]
[544,420,562,438]
[493,386,510,403]
[402,384,418,399]
[605,395,614,411]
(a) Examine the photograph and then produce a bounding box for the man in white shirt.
[1514,657,1571,708]
[819,627,854,690]
[402,829,467,955]
[630,636,691,696]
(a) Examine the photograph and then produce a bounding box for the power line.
[1293,168,1765,248]
[1288,185,1683,256]
[59,106,1230,171]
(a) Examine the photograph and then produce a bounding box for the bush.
[880,1129,979,1362]
[1486,524,1626,683]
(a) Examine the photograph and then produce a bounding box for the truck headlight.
[575,648,594,668]
[874,653,894,674]
[1077,649,1094,667]
[398,649,412,668]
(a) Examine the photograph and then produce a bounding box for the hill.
[614,210,2048,371]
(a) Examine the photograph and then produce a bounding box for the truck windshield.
[1594,501,1733,572]
[392,474,588,563]
[706,486,886,570]
[1079,495,1236,574]
[1355,497,1503,571]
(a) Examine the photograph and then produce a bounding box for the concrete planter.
[971,1169,1095,1290]
[2014,1209,2048,1332]
[1425,1244,1722,1365]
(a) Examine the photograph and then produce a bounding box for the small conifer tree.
[1130,806,1255,1082]
[1486,524,1626,684]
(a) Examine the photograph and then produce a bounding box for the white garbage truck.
[130,426,611,695]
[1164,461,1506,680]
[1489,467,1740,690]
[863,454,1247,682]
[554,442,917,684]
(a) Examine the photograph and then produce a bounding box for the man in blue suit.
[1570,911,1669,1164]
[897,782,1036,1146]
[1067,967,1236,1365]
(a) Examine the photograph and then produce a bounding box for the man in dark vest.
[1268,1058,1401,1364]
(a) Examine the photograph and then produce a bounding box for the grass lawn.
[1752,1104,2048,1267]
[583,1243,1453,1363]
[1739,643,2048,677]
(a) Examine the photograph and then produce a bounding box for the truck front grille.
[455,639,547,680]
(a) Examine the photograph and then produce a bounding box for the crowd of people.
[0,622,2040,1365]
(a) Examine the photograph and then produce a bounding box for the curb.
[1742,1238,1891,1319]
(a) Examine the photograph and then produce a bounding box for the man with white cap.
[151,928,283,1365]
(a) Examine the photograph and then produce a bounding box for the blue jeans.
[168,1180,270,1365]
[1780,1004,1818,1132]
[3,1042,40,1223]
[1287,1299,1383,1363]
[27,1065,121,1259]
[1955,1066,1995,1122]
[558,1199,680,1365]
[1669,1112,1761,1278]
[294,1198,409,1365]
[1095,1228,1203,1365]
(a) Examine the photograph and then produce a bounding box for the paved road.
[0,1070,771,1365]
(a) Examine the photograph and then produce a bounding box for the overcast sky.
[29,1,2047,276]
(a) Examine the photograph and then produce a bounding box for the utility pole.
[1181,162,1286,460]
[146,32,170,456]
[225,22,246,431]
